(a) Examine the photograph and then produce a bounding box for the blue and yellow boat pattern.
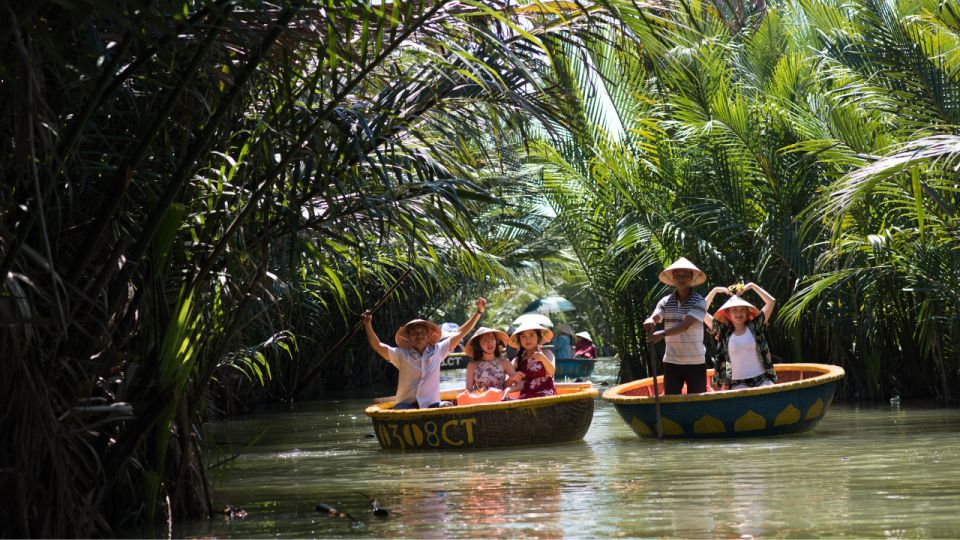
[602,363,844,439]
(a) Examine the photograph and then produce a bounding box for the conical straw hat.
[394,319,442,348]
[658,257,707,287]
[714,296,760,324]
[508,321,554,348]
[463,327,510,358]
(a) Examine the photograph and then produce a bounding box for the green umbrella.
[523,295,576,314]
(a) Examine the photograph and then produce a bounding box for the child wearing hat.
[362,297,487,409]
[463,327,522,395]
[509,322,557,399]
[703,282,777,390]
[643,257,709,395]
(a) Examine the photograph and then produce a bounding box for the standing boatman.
[643,258,708,395]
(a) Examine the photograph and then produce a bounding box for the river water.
[173,360,960,538]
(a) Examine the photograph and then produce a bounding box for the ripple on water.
[175,398,960,539]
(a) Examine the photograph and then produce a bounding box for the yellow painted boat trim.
[631,417,653,436]
[365,383,597,419]
[662,417,684,436]
[775,405,801,426]
[602,363,845,405]
[735,410,767,432]
[806,398,824,419]
[693,415,726,434]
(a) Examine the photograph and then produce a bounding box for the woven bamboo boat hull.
[602,363,844,439]
[365,383,597,450]
[555,358,597,379]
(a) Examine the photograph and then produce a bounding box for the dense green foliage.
[533,0,960,401]
[2,0,960,537]
[0,1,580,535]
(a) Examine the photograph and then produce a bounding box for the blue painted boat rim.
[601,363,845,405]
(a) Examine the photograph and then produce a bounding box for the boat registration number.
[376,418,477,449]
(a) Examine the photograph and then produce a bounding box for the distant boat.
[439,353,470,370]
[365,383,597,450]
[447,352,603,378]
[555,357,597,379]
[602,363,844,439]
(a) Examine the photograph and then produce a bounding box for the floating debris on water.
[359,492,390,518]
[316,503,357,523]
[221,504,247,519]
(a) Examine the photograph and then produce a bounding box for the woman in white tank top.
[703,282,777,390]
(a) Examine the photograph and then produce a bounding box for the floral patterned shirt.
[516,355,556,399]
[710,311,776,388]
[470,358,508,390]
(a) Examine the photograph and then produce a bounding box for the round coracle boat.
[602,363,844,439]
[365,383,597,450]
[555,357,597,379]
[439,353,470,370]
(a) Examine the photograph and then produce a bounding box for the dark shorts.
[392,401,420,410]
[392,401,450,410]
[663,362,707,395]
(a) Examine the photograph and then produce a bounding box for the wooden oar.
[646,341,664,442]
[287,267,413,401]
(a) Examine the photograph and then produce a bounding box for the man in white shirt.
[644,258,708,395]
[363,297,486,408]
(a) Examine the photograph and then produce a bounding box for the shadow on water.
[157,362,960,538]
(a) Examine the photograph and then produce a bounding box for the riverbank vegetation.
[2,0,959,536]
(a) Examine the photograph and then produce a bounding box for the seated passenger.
[362,298,486,409]
[552,323,574,360]
[703,283,777,390]
[573,331,597,359]
[509,322,557,399]
[461,327,521,403]
[465,327,520,391]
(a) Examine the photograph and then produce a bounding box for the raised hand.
[476,297,487,313]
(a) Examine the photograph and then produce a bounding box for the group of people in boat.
[644,257,777,394]
[548,323,596,360]
[362,256,776,408]
[362,297,585,408]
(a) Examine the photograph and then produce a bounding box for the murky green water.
[172,361,960,538]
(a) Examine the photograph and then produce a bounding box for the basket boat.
[439,353,470,370]
[602,363,844,439]
[555,358,597,379]
[365,383,597,450]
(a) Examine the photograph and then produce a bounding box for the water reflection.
[169,368,960,538]
[458,473,513,535]
[454,466,562,538]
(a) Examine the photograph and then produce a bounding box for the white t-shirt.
[728,329,764,381]
[653,292,707,365]
[386,337,452,408]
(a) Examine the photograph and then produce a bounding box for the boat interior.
[621,365,834,397]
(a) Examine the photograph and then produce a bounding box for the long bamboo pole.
[646,341,664,442]
[287,267,413,401]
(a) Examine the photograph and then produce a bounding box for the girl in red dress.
[508,321,556,399]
